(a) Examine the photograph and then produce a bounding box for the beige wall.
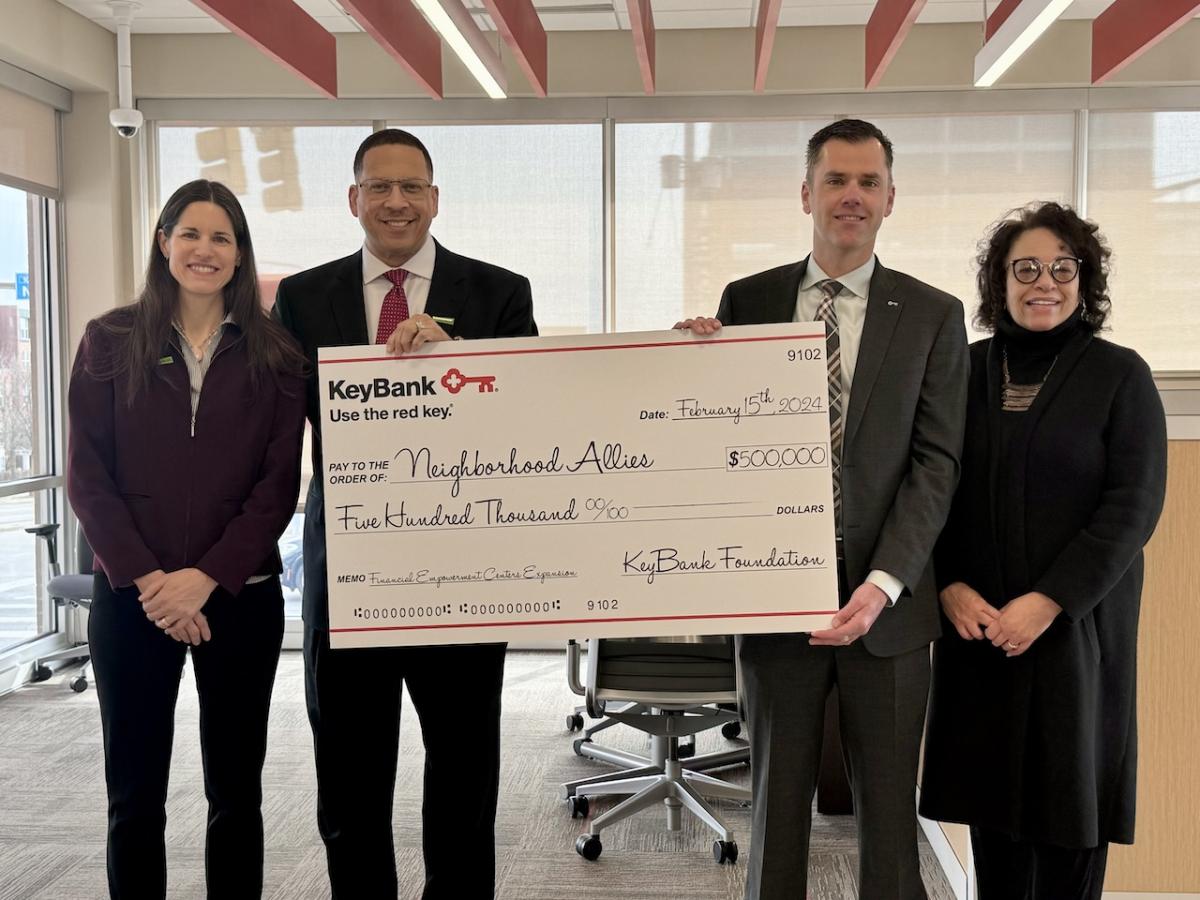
[1107,440,1200,893]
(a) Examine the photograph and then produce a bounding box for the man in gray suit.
[679,118,969,899]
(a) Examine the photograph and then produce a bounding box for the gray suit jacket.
[717,256,968,656]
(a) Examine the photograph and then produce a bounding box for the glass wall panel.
[614,120,824,331]
[392,123,604,336]
[0,180,58,654]
[0,184,53,482]
[157,125,374,300]
[1087,111,1200,371]
[870,114,1076,338]
[0,491,54,650]
[614,115,1075,338]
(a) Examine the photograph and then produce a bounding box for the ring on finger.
[1005,640,1019,650]
[842,635,851,645]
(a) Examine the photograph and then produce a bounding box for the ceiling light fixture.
[410,0,508,99]
[974,0,1072,87]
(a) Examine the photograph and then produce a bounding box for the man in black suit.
[680,119,969,899]
[273,129,535,900]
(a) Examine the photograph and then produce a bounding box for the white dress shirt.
[794,255,905,605]
[362,236,436,343]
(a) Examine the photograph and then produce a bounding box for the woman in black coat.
[919,202,1167,900]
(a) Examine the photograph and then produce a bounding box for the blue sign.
[15,273,29,300]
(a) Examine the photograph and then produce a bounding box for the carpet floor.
[0,650,954,900]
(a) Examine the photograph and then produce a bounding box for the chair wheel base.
[69,676,88,693]
[713,840,738,864]
[31,664,52,683]
[566,713,585,732]
[567,795,590,819]
[576,833,602,861]
[721,720,742,740]
[572,737,591,756]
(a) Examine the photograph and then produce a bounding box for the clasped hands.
[939,582,1061,657]
[135,568,218,645]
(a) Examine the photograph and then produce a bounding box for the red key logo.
[441,368,497,394]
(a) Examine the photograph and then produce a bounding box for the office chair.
[563,636,750,864]
[26,523,94,693]
[565,639,690,754]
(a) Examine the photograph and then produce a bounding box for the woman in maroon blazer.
[920,202,1167,900]
[67,180,306,899]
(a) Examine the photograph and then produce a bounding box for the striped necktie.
[814,279,844,531]
[375,268,410,344]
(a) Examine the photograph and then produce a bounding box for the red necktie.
[375,268,410,344]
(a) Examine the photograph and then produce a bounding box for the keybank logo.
[441,367,497,394]
[328,376,437,402]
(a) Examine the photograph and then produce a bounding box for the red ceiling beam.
[627,0,656,94]
[985,0,1023,41]
[340,0,443,99]
[1092,0,1200,84]
[481,0,548,97]
[189,0,338,98]
[754,0,783,92]
[864,0,927,89]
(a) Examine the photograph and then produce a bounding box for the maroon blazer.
[67,311,307,595]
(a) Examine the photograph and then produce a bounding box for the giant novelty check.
[318,324,839,648]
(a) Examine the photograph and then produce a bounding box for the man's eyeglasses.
[358,178,433,199]
[1009,257,1082,285]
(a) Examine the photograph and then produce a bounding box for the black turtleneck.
[991,305,1087,591]
[996,305,1086,386]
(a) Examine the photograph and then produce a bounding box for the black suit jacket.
[716,256,968,656]
[273,240,536,628]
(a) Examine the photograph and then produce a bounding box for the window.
[868,113,1076,338]
[158,124,374,302]
[393,123,604,335]
[613,115,1076,337]
[158,123,606,336]
[0,182,61,653]
[614,120,824,331]
[1087,111,1200,371]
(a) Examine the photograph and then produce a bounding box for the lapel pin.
[886,300,899,307]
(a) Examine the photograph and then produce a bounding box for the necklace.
[175,319,224,361]
[1001,347,1056,412]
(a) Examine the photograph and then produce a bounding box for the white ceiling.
[54,0,1138,35]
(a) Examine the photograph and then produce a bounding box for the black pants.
[737,550,931,900]
[972,826,1109,900]
[89,573,284,900]
[303,627,506,900]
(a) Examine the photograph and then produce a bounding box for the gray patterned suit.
[716,255,969,899]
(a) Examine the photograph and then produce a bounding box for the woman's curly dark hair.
[974,201,1111,333]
